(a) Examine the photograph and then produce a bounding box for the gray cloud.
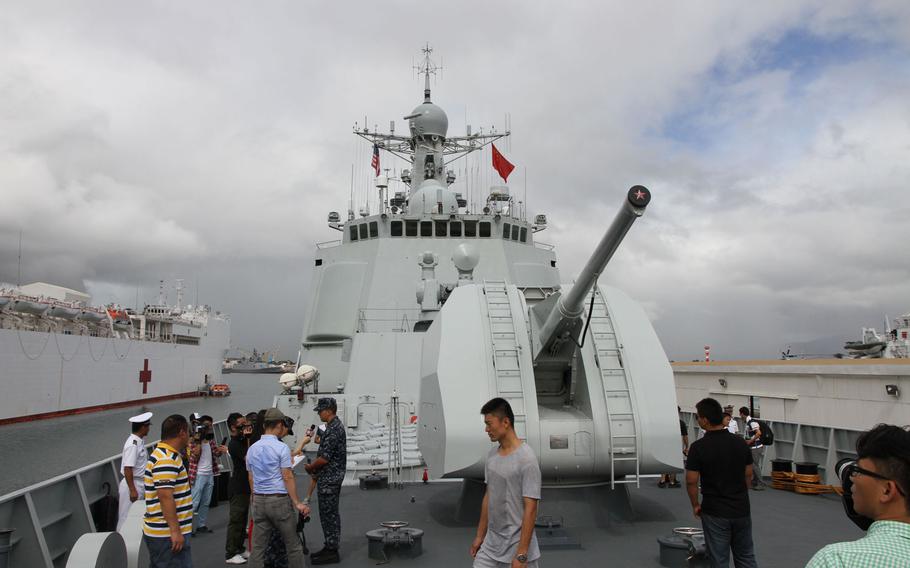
[1,1,909,361]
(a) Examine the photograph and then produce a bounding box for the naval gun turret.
[419,186,681,487]
[532,185,652,361]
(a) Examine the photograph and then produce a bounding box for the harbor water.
[0,372,277,496]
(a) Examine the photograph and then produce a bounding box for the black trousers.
[225,493,250,558]
[317,490,341,550]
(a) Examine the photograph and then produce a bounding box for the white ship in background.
[0,279,230,424]
[843,312,910,358]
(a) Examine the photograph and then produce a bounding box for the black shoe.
[311,550,339,565]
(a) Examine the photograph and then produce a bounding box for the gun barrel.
[559,185,650,317]
[535,186,650,355]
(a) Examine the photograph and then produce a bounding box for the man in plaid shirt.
[806,424,910,567]
[188,414,227,534]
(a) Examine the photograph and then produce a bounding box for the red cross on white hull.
[139,359,152,394]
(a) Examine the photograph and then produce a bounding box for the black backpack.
[754,419,774,446]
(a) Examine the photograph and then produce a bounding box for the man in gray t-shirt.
[471,398,542,568]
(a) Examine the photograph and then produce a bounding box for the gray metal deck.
[167,476,862,568]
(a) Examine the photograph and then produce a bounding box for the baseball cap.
[313,397,337,412]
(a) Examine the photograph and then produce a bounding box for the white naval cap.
[129,412,153,424]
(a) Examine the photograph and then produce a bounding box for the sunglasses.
[845,463,906,496]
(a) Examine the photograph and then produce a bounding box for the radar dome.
[453,244,480,272]
[408,102,448,139]
[408,179,459,214]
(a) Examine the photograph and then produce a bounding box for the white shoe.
[241,551,251,559]
[226,554,247,565]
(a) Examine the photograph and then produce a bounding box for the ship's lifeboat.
[844,341,886,357]
[107,308,132,330]
[47,304,81,320]
[10,298,49,315]
[0,295,10,309]
[77,309,106,322]
[209,384,231,397]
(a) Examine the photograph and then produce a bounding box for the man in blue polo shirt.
[246,407,308,568]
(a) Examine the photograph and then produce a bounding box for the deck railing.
[0,420,231,568]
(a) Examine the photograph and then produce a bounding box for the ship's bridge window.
[420,221,433,237]
[520,226,528,243]
[359,223,369,240]
[369,221,378,238]
[479,221,491,237]
[502,222,511,240]
[450,221,462,237]
[405,220,418,237]
[349,225,358,242]
[511,225,519,241]
[464,220,477,237]
[391,221,403,237]
[435,221,447,237]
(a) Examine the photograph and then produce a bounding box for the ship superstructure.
[276,47,680,485]
[0,279,230,423]
[843,312,910,358]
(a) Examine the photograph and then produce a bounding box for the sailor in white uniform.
[117,411,152,531]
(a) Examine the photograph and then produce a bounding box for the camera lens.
[835,458,856,481]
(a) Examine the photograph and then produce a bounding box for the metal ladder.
[387,391,403,488]
[586,289,640,489]
[483,281,527,438]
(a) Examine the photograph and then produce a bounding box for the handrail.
[0,419,231,568]
[0,419,233,505]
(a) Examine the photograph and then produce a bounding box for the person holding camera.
[225,412,254,564]
[247,407,309,568]
[806,424,910,567]
[143,414,194,568]
[117,412,153,531]
[304,398,347,565]
[188,414,227,534]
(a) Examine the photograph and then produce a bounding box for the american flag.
[371,144,380,177]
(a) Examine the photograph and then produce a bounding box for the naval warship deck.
[167,475,861,568]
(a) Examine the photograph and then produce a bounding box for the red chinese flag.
[491,144,515,182]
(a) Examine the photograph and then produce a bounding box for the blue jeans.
[701,513,758,568]
[191,473,214,528]
[144,534,192,568]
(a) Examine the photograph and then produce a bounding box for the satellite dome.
[452,244,480,272]
[408,102,448,139]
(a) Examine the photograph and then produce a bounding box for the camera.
[835,458,873,531]
[282,416,295,435]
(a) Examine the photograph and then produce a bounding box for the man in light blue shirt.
[246,408,308,568]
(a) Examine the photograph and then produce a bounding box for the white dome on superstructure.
[408,179,459,214]
[408,102,448,139]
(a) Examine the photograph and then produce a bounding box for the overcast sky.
[1,1,909,361]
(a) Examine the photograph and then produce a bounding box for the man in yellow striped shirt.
[144,414,194,567]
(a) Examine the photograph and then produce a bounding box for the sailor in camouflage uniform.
[304,397,346,565]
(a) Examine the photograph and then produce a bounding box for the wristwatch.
[515,553,528,564]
